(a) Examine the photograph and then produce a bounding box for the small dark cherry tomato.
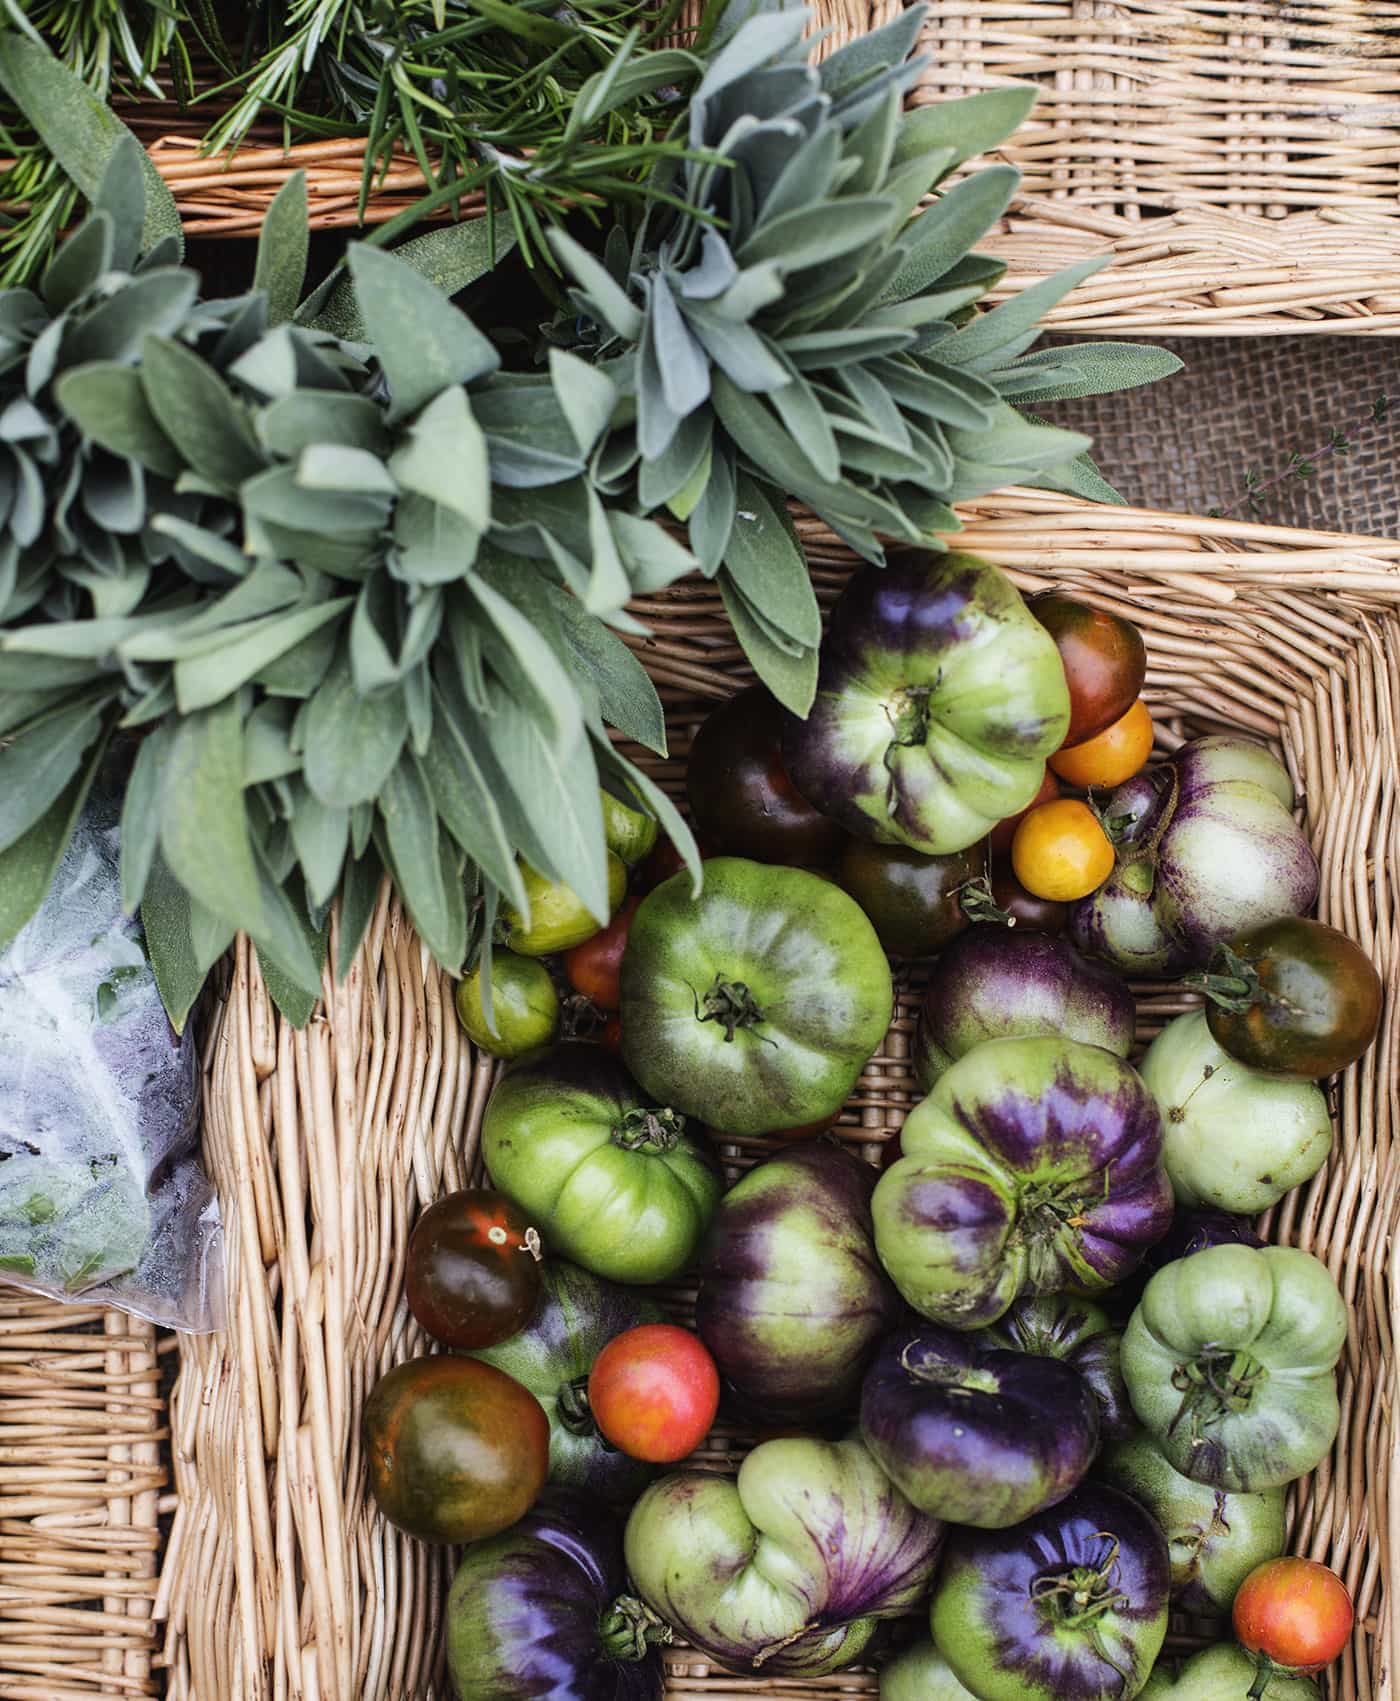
[1030,595,1147,749]
[406,1188,543,1350]
[363,1355,549,1543]
[587,1323,720,1463]
[1195,916,1383,1079]
[838,838,983,957]
[687,685,844,866]
[987,858,1069,935]
[1234,1557,1353,1680]
[564,895,640,1013]
[988,770,1061,858]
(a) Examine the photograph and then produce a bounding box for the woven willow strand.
[139,492,1400,1701]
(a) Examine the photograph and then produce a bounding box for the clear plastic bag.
[0,781,222,1331]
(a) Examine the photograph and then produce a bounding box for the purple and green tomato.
[979,1292,1133,1440]
[914,926,1135,1089]
[872,1035,1173,1328]
[446,1494,666,1701]
[859,1324,1100,1527]
[1140,1645,1319,1700]
[1121,1244,1347,1492]
[1070,735,1319,977]
[781,552,1071,857]
[1099,1431,1286,1614]
[930,1481,1170,1701]
[622,1435,943,1677]
[695,1142,900,1422]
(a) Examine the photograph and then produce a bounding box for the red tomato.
[988,770,1061,857]
[563,896,639,1013]
[599,1015,623,1053]
[1030,596,1147,749]
[1233,1557,1353,1677]
[587,1324,720,1463]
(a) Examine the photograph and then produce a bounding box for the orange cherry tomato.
[988,770,1061,858]
[1234,1557,1353,1679]
[1050,699,1154,789]
[563,895,639,1013]
[1011,799,1114,903]
[587,1323,720,1463]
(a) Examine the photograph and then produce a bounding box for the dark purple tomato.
[686,686,844,866]
[987,858,1069,934]
[406,1188,544,1350]
[838,838,983,957]
[1195,916,1383,1079]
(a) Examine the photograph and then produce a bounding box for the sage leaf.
[254,171,309,329]
[336,847,384,981]
[0,49,181,258]
[302,659,408,808]
[40,210,113,314]
[548,228,643,343]
[548,349,618,458]
[55,362,182,478]
[939,256,1111,365]
[389,385,489,528]
[0,733,106,956]
[993,342,1184,403]
[0,695,108,854]
[306,222,513,340]
[158,698,267,935]
[378,762,463,971]
[818,2,926,102]
[893,85,1039,168]
[66,271,198,366]
[141,853,209,1035]
[737,197,897,272]
[550,588,667,755]
[142,335,265,488]
[173,600,350,713]
[719,574,816,717]
[725,475,820,647]
[880,166,1020,304]
[421,691,529,910]
[347,244,499,423]
[610,511,698,594]
[468,563,580,754]
[119,721,171,914]
[297,443,397,496]
[257,392,388,460]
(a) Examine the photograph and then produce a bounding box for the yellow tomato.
[1050,699,1154,789]
[1011,800,1115,903]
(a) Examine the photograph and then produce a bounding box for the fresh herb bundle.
[548,1,1181,711]
[0,125,699,1030]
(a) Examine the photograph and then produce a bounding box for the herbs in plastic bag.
[0,784,222,1330]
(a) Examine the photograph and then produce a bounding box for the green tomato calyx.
[959,876,1017,928]
[886,685,934,748]
[556,1373,595,1435]
[899,1339,1000,1396]
[1169,1345,1270,1438]
[1246,1652,1297,1700]
[1029,1536,1130,1634]
[1186,943,1296,1018]
[598,1595,673,1662]
[613,1105,688,1152]
[696,973,765,1041]
[1015,1178,1096,1288]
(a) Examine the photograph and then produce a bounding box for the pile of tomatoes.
[359,552,1375,1701]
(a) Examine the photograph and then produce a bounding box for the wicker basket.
[124,2,1400,334]
[96,489,1391,1701]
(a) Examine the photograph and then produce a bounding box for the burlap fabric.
[1052,338,1400,538]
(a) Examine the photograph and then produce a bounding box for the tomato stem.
[1184,944,1263,1012]
[556,1374,596,1435]
[1247,1652,1286,1698]
[613,1105,687,1152]
[885,684,933,748]
[598,1595,673,1661]
[959,876,1015,928]
[696,973,764,1040]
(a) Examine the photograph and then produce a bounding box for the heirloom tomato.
[1030,594,1146,748]
[1011,798,1114,902]
[405,1188,542,1349]
[362,1355,548,1543]
[1234,1558,1353,1680]
[499,854,628,955]
[455,949,557,1059]
[838,837,982,957]
[1050,698,1154,788]
[588,1323,719,1463]
[1141,1646,1319,1700]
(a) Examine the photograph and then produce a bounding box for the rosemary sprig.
[0,0,182,286]
[1209,393,1392,519]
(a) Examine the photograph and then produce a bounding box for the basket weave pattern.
[144,491,1400,1701]
[124,2,1400,333]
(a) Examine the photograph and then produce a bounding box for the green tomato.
[1140,1010,1332,1213]
[619,856,893,1136]
[1099,1431,1285,1613]
[481,1043,720,1284]
[880,1639,980,1700]
[1140,1645,1320,1700]
[454,950,559,1060]
[1121,1243,1347,1492]
[499,854,627,956]
[601,789,658,867]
